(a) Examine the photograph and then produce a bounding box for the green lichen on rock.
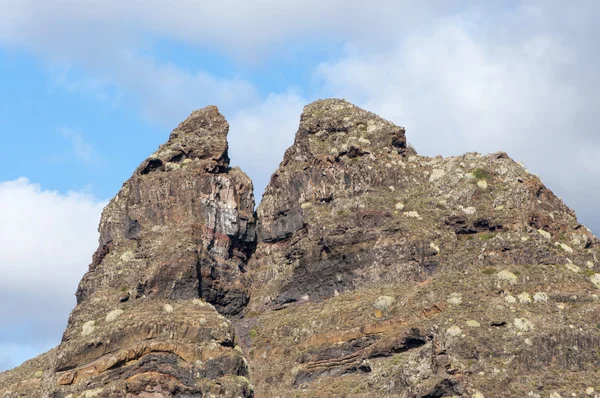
[590,273,600,288]
[533,292,548,303]
[466,320,481,328]
[514,318,534,332]
[81,320,96,336]
[447,293,463,305]
[446,325,463,337]
[373,296,395,312]
[105,309,124,322]
[555,242,574,253]
[518,292,532,303]
[538,229,552,240]
[3,99,600,398]
[498,270,518,284]
[80,388,104,398]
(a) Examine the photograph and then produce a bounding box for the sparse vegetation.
[249,328,259,339]
[336,209,351,219]
[472,168,491,180]
[390,353,406,366]
[7,98,600,397]
[480,232,496,241]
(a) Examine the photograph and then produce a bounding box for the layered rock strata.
[244,99,600,397]
[2,99,600,398]
[0,106,256,397]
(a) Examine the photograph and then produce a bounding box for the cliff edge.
[2,99,600,398]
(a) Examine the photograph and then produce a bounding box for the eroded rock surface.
[0,106,255,397]
[244,99,600,397]
[80,106,256,315]
[2,99,600,398]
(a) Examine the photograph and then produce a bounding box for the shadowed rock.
[6,106,256,397]
[79,105,255,314]
[244,99,600,397]
[2,99,600,398]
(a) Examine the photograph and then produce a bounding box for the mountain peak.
[136,105,231,176]
[2,100,600,398]
[294,98,412,157]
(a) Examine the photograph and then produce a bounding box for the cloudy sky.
[0,1,599,371]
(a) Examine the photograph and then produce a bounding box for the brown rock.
[3,99,600,398]
[244,99,600,396]
[4,106,255,397]
[78,105,255,314]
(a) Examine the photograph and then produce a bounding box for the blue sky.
[0,48,155,196]
[0,41,324,198]
[1,1,599,371]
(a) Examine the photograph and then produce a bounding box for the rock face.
[248,99,415,308]
[2,99,600,398]
[0,106,256,397]
[78,106,256,316]
[243,99,600,397]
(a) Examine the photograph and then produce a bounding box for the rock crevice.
[2,99,600,398]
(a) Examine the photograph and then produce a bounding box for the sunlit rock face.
[246,99,600,397]
[2,100,600,398]
[55,106,254,397]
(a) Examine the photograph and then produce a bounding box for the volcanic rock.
[245,99,600,397]
[0,106,256,397]
[2,99,600,398]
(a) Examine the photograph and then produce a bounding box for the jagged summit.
[137,105,231,175]
[282,98,413,165]
[50,106,256,396]
[299,99,406,143]
[2,100,600,398]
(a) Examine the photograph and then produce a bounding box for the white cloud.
[118,54,257,124]
[0,178,106,371]
[46,52,258,126]
[0,1,463,124]
[59,128,98,164]
[229,90,306,197]
[0,1,464,61]
[48,64,122,106]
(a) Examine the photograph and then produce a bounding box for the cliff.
[1,99,600,397]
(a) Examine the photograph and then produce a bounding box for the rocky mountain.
[2,99,600,398]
